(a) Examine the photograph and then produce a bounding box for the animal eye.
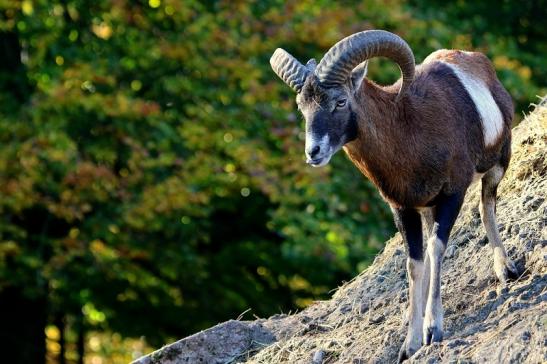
[336,99,347,108]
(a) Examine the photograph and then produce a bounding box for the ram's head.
[270,30,415,166]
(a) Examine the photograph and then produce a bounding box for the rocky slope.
[134,101,546,364]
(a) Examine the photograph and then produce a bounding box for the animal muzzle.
[305,134,333,167]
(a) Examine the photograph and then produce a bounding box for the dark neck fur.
[343,79,413,206]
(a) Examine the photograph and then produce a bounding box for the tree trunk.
[55,314,66,364]
[0,287,47,364]
[77,317,85,364]
[0,31,31,103]
[0,26,46,364]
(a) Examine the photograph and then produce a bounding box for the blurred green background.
[0,0,545,363]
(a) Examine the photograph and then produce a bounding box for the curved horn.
[315,30,415,99]
[270,48,309,93]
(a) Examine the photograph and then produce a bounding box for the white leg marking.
[424,231,445,343]
[480,165,517,283]
[420,208,434,314]
[405,258,425,355]
[422,254,431,317]
[443,63,504,146]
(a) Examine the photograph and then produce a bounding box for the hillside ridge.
[134,102,547,364]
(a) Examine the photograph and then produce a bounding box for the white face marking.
[305,134,332,167]
[442,63,504,146]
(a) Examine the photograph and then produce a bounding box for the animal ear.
[350,61,368,92]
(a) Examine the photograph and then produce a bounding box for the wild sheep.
[270,30,518,361]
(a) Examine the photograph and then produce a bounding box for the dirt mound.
[134,102,547,364]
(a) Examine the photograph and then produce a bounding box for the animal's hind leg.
[480,164,518,284]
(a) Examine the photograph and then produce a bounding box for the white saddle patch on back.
[442,63,504,146]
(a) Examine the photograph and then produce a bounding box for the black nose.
[309,145,321,158]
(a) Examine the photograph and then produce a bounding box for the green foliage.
[406,0,546,114]
[0,0,544,361]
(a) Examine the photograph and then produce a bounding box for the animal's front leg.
[420,208,435,315]
[392,208,424,362]
[423,192,465,345]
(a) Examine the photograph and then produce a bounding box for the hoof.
[424,326,443,345]
[398,340,420,363]
[397,347,409,363]
[495,258,519,284]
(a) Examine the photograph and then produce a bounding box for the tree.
[0,1,544,362]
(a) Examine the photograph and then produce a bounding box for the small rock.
[471,206,480,219]
[508,301,528,313]
[519,290,533,301]
[530,273,542,283]
[497,285,509,296]
[382,331,392,345]
[445,245,457,258]
[521,330,531,342]
[369,313,385,324]
[528,196,544,211]
[512,224,520,235]
[446,338,469,349]
[338,304,351,314]
[425,358,437,364]
[312,349,325,364]
[477,236,488,246]
[373,300,383,309]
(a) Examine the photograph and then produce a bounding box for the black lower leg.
[393,207,423,261]
[434,191,465,243]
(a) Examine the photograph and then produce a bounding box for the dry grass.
[246,101,547,363]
